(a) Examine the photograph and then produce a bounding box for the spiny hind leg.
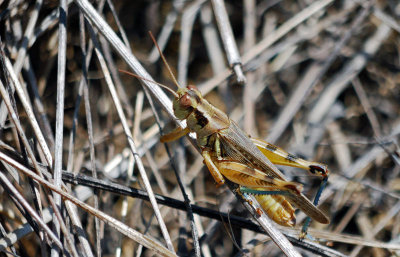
[251,138,330,236]
[214,160,303,194]
[215,161,299,227]
[251,138,329,177]
[214,160,298,227]
[300,176,329,238]
[250,138,329,209]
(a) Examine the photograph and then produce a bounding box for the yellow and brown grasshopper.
[122,32,330,232]
[159,85,329,228]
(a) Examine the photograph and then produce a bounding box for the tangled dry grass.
[0,0,400,256]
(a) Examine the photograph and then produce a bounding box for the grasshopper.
[159,85,329,228]
[122,32,330,231]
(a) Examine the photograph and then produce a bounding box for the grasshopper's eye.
[187,85,197,90]
[173,91,194,119]
[179,94,193,108]
[186,85,202,103]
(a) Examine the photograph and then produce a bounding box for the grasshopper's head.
[173,85,202,120]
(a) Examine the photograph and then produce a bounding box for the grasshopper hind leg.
[300,176,329,238]
[251,138,330,235]
[251,138,329,177]
[214,160,303,227]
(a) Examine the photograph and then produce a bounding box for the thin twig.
[85,20,175,252]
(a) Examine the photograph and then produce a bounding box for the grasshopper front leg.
[161,126,227,186]
[160,126,191,143]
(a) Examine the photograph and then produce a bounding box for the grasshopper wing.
[286,192,330,224]
[219,121,287,180]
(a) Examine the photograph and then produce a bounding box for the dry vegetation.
[0,0,400,256]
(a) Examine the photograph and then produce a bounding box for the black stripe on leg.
[286,153,298,163]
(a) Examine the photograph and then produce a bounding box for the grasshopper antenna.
[119,69,178,97]
[148,31,181,89]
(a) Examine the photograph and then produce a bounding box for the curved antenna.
[148,31,181,89]
[119,69,178,97]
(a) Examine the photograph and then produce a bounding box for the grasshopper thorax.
[173,85,202,120]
